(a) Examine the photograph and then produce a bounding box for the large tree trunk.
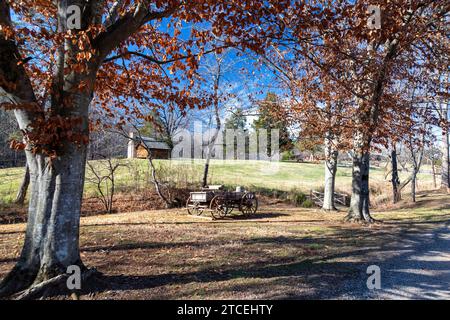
[0,6,94,292]
[411,172,417,202]
[346,132,374,223]
[202,127,220,188]
[322,132,338,211]
[345,36,400,222]
[202,159,211,188]
[0,0,99,295]
[410,144,424,203]
[202,61,222,188]
[15,164,30,205]
[442,110,449,191]
[431,159,437,189]
[0,0,159,298]
[0,141,88,296]
[391,145,401,203]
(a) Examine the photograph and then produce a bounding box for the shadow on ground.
[78,218,450,299]
[2,194,449,299]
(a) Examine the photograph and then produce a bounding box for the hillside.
[0,159,437,205]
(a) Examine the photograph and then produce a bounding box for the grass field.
[0,159,438,205]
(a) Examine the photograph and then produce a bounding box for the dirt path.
[337,221,450,300]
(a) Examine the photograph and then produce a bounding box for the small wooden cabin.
[128,134,171,159]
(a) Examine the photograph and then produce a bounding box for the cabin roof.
[139,137,171,150]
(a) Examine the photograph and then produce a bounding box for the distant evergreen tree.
[253,92,292,156]
[225,108,247,130]
[223,108,248,159]
[140,109,163,139]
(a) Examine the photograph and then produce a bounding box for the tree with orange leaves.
[263,0,449,221]
[0,0,295,297]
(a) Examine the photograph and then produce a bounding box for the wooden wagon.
[186,185,258,219]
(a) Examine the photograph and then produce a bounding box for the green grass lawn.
[0,166,25,205]
[0,159,437,204]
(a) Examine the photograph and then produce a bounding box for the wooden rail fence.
[309,190,349,207]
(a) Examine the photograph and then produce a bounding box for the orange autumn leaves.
[2,0,448,159]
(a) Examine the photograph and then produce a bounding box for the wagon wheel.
[186,196,203,216]
[240,193,258,216]
[210,195,232,219]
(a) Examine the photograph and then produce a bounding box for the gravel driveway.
[339,221,450,300]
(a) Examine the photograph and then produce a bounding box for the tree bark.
[411,173,416,202]
[431,160,437,189]
[0,2,96,296]
[202,56,222,187]
[441,106,449,190]
[202,162,210,188]
[322,132,338,211]
[202,127,221,188]
[0,139,88,296]
[0,69,93,295]
[346,132,373,223]
[391,145,401,203]
[408,127,425,203]
[148,154,173,208]
[411,150,423,203]
[15,164,30,205]
[0,0,175,297]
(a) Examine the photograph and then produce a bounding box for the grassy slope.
[0,166,24,204]
[0,159,436,204]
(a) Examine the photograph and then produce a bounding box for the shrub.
[281,150,294,161]
[369,183,384,196]
[288,190,307,206]
[301,199,314,208]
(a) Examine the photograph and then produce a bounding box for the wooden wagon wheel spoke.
[210,195,229,219]
[186,197,203,216]
[240,193,258,216]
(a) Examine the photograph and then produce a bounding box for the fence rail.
[310,190,349,207]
